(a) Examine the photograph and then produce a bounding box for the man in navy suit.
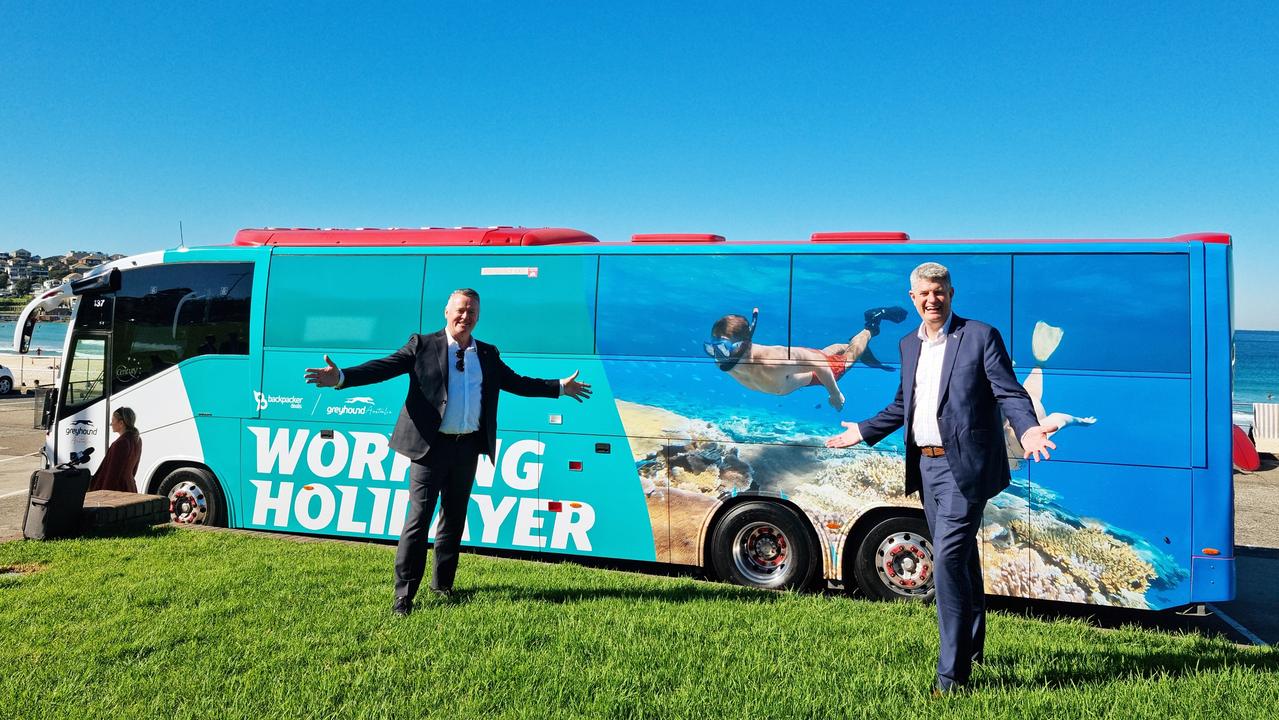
[305,288,592,616]
[826,262,1056,694]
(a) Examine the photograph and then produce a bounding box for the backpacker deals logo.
[254,391,305,411]
[64,419,98,437]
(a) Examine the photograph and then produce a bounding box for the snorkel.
[704,308,759,371]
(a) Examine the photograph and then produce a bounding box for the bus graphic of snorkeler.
[704,306,907,410]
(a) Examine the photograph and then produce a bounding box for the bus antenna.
[179,220,186,249]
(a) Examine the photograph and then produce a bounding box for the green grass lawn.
[1,527,1276,720]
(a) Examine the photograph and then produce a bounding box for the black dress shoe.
[392,596,413,617]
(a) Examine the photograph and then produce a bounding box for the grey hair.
[449,288,481,303]
[910,262,951,288]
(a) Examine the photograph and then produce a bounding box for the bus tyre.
[850,516,936,602]
[710,502,817,591]
[158,467,226,527]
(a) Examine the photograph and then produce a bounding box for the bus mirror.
[40,388,57,431]
[18,314,37,354]
[70,268,121,296]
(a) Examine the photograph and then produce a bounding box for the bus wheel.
[850,516,936,602]
[157,467,226,527]
[711,502,816,591]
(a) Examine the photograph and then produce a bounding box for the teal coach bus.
[16,227,1236,610]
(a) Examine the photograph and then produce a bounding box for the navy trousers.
[394,431,483,599]
[919,453,987,687]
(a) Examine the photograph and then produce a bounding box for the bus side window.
[596,254,790,358]
[113,262,255,391]
[1012,254,1190,373]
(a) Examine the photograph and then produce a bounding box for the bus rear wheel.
[710,502,817,591]
[157,467,227,527]
[849,516,936,602]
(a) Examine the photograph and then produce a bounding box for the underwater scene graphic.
[598,252,1194,609]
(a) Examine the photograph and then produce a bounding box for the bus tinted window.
[265,255,425,350]
[421,255,597,355]
[792,254,1013,366]
[1012,254,1190,373]
[112,262,254,390]
[73,294,113,331]
[597,254,790,357]
[62,336,106,413]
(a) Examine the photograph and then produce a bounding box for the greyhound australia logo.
[327,396,391,416]
[65,419,98,437]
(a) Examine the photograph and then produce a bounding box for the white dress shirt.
[911,314,952,447]
[439,332,482,434]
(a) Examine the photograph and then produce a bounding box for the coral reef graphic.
[615,398,1185,608]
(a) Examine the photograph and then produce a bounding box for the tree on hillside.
[0,271,8,288]
[14,278,33,295]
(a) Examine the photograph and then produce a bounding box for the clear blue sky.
[3,2,1277,327]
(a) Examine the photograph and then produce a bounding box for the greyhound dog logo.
[70,420,95,426]
[345,397,375,405]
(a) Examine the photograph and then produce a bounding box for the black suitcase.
[22,468,91,540]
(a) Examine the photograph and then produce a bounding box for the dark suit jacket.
[340,330,560,462]
[857,315,1039,502]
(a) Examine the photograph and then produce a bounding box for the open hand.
[561,370,593,402]
[304,355,341,388]
[825,421,863,448]
[1021,425,1058,462]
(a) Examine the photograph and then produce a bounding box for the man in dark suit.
[304,288,592,616]
[825,262,1057,694]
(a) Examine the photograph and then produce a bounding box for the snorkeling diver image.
[704,306,907,410]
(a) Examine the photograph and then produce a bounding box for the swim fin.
[864,306,908,336]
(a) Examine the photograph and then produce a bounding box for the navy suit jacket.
[857,315,1039,502]
[340,331,559,462]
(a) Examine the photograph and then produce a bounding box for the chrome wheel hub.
[876,531,934,597]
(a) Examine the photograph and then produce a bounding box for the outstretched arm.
[305,335,418,390]
[982,328,1056,461]
[493,349,591,402]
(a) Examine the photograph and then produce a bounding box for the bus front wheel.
[849,516,936,602]
[157,466,227,527]
[710,502,817,591]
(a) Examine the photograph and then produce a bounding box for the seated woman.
[89,407,142,492]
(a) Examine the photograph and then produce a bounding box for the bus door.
[53,331,112,472]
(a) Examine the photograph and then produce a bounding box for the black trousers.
[394,431,482,599]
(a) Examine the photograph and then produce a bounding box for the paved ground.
[1,392,1276,645]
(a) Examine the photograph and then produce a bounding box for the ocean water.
[0,320,70,355]
[1234,329,1279,427]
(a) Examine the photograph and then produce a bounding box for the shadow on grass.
[78,524,182,541]
[985,595,1247,645]
[450,582,788,605]
[977,641,1279,690]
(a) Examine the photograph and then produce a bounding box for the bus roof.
[231,227,1232,247]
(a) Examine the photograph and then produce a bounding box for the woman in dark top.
[90,407,142,492]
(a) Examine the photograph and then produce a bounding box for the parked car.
[0,365,13,394]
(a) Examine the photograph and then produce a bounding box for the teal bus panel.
[265,255,425,350]
[421,255,597,355]
[259,350,410,425]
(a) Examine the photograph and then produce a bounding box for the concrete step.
[81,491,169,531]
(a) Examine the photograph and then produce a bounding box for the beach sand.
[0,353,61,391]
